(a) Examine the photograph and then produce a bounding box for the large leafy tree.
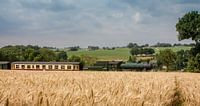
[176,11,200,43]
[176,11,200,71]
[156,49,176,70]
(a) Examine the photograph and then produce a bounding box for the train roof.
[120,62,152,68]
[96,61,123,65]
[0,61,10,64]
[11,62,80,65]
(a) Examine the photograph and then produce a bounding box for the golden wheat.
[0,70,199,106]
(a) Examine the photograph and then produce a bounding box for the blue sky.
[0,0,200,48]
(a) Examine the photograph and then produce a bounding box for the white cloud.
[112,12,124,18]
[132,12,141,24]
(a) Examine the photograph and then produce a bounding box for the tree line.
[127,42,194,48]
[67,42,194,52]
[130,48,155,56]
[0,45,67,62]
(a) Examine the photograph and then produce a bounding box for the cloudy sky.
[0,0,200,48]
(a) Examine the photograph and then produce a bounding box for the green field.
[67,46,191,61]
[67,48,130,61]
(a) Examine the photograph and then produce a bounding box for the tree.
[130,48,155,56]
[80,55,97,66]
[140,48,155,55]
[156,49,176,70]
[0,51,3,61]
[141,44,149,47]
[127,43,134,48]
[176,11,200,71]
[57,51,68,62]
[102,47,115,50]
[128,56,133,62]
[176,11,200,43]
[0,46,20,61]
[68,55,85,70]
[128,56,136,62]
[130,48,139,55]
[175,50,189,70]
[187,53,200,72]
[29,50,40,61]
[68,46,79,51]
[152,42,172,47]
[24,48,34,61]
[196,53,200,70]
[127,43,138,48]
[188,44,200,71]
[34,48,56,62]
[88,46,99,51]
[189,43,200,57]
[0,45,66,62]
[68,55,81,62]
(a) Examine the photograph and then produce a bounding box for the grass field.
[0,70,199,105]
[67,46,191,61]
[67,48,130,61]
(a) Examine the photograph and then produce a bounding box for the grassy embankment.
[67,46,191,61]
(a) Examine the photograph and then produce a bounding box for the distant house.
[0,61,11,70]
[11,62,80,71]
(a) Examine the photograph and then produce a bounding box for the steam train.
[0,61,153,71]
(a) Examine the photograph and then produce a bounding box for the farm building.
[11,62,80,71]
[0,61,11,70]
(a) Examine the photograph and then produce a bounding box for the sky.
[0,0,200,48]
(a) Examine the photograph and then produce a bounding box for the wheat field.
[0,70,199,106]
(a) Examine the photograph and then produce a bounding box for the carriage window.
[61,65,65,70]
[27,65,31,69]
[21,65,25,69]
[48,65,52,69]
[15,65,19,69]
[42,65,46,69]
[36,65,40,69]
[32,65,35,69]
[67,66,71,69]
[55,65,59,69]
